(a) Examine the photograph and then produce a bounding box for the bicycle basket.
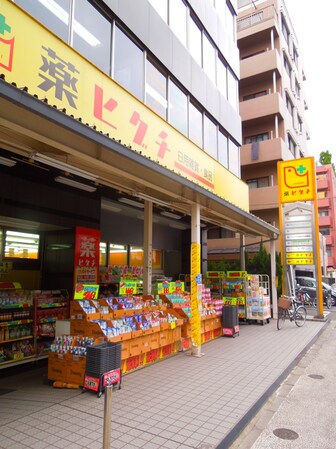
[278,296,291,309]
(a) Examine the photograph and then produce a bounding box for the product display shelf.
[34,290,70,357]
[223,276,247,321]
[66,295,183,380]
[160,293,220,346]
[246,274,271,324]
[0,283,35,367]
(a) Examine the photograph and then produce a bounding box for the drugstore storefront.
[0,1,279,370]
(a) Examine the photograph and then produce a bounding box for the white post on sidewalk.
[103,385,112,449]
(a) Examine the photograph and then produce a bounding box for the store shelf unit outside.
[0,283,69,369]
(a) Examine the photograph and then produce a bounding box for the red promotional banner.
[74,227,100,286]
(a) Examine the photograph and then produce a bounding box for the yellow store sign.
[277,157,316,204]
[0,1,249,211]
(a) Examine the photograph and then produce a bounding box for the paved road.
[229,309,336,449]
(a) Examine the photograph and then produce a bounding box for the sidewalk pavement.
[0,312,329,449]
[230,311,336,449]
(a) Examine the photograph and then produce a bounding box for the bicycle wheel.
[294,306,306,327]
[277,307,286,330]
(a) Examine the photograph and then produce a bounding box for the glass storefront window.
[130,246,144,267]
[228,139,240,177]
[109,244,127,265]
[113,26,144,100]
[168,81,188,135]
[189,102,203,148]
[218,131,228,167]
[146,60,167,119]
[217,58,227,98]
[203,34,216,85]
[204,115,217,159]
[189,17,202,66]
[152,249,162,270]
[227,69,238,110]
[4,231,39,259]
[148,0,168,22]
[73,0,112,75]
[169,0,187,46]
[16,0,70,42]
[100,242,107,266]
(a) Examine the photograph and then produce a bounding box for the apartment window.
[228,139,240,177]
[215,0,226,25]
[204,115,217,159]
[168,80,188,135]
[148,0,168,22]
[145,60,167,119]
[15,0,70,42]
[243,91,267,101]
[218,131,228,168]
[281,15,290,44]
[245,133,269,144]
[217,58,227,98]
[283,54,291,77]
[297,115,303,133]
[73,1,112,75]
[317,191,327,199]
[319,210,329,217]
[113,26,144,100]
[286,94,293,116]
[203,34,216,84]
[295,79,300,98]
[4,231,40,259]
[320,228,330,236]
[189,102,203,147]
[293,48,299,67]
[327,247,332,257]
[287,133,296,154]
[169,0,187,46]
[246,177,270,189]
[227,69,238,110]
[189,16,202,66]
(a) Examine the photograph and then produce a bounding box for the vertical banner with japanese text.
[74,227,100,287]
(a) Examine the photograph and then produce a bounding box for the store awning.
[0,79,279,239]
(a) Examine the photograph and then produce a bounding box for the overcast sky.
[284,0,336,163]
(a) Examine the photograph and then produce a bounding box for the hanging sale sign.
[74,284,99,300]
[74,227,100,286]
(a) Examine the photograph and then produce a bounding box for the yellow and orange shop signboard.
[277,157,316,204]
[0,1,249,212]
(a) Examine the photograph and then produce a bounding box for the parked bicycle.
[296,287,333,310]
[277,295,307,330]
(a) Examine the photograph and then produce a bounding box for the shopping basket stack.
[83,342,122,397]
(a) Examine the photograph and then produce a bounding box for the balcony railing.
[237,5,278,32]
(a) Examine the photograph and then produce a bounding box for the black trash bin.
[83,341,122,397]
[222,305,239,337]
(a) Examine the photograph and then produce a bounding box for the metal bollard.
[103,385,113,449]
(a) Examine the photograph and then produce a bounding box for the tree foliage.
[319,150,335,173]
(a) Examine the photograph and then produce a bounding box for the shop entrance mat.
[0,388,16,396]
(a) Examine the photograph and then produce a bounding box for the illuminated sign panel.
[0,1,249,211]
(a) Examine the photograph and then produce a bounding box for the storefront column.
[270,238,277,318]
[190,203,203,357]
[143,201,153,295]
[240,233,245,271]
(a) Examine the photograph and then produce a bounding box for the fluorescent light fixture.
[0,156,16,167]
[118,197,144,208]
[32,153,97,181]
[135,192,170,207]
[54,176,96,192]
[37,0,101,47]
[101,199,122,213]
[136,213,160,223]
[169,223,189,230]
[160,211,182,220]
